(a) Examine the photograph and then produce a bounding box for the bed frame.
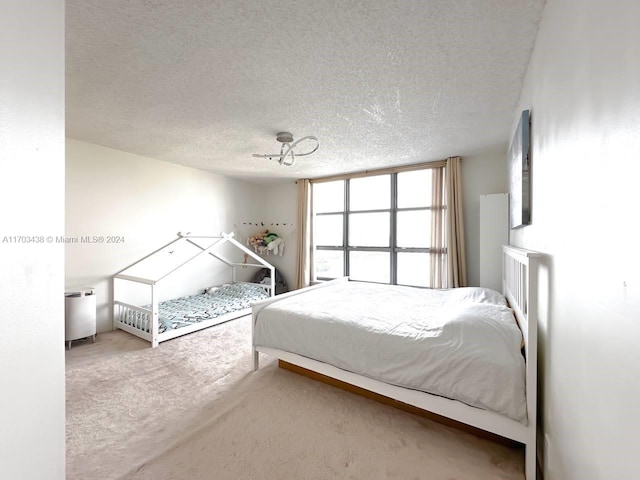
[114,232,274,347]
[252,245,539,479]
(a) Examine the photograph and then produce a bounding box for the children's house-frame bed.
[252,246,540,479]
[114,232,274,347]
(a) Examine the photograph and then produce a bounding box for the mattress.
[254,282,527,422]
[124,283,269,334]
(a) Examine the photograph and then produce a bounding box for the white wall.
[66,139,264,332]
[510,1,640,478]
[461,152,509,287]
[250,181,299,290]
[0,1,66,478]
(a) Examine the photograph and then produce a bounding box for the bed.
[114,232,275,347]
[252,245,539,479]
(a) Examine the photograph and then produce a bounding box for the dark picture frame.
[509,110,531,228]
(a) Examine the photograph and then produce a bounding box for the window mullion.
[390,173,397,285]
[344,179,349,277]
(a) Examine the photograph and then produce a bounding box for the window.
[312,167,446,287]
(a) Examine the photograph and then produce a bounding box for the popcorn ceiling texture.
[66,0,544,183]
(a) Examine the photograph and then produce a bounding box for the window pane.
[350,175,390,211]
[349,212,390,247]
[397,169,432,208]
[397,252,431,287]
[315,250,344,279]
[397,210,431,248]
[349,251,390,283]
[314,214,343,246]
[314,181,344,213]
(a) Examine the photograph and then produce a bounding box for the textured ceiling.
[66,0,545,184]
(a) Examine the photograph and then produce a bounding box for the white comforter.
[254,282,527,423]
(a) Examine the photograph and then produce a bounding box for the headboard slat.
[502,245,539,436]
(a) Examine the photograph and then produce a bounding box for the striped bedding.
[121,283,268,334]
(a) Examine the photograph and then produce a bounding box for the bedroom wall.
[250,181,299,291]
[66,139,264,333]
[0,1,66,478]
[461,152,509,287]
[510,0,640,478]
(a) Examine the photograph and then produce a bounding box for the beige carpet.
[66,316,524,480]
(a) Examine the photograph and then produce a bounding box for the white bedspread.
[254,282,527,422]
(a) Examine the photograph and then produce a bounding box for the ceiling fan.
[252,132,319,166]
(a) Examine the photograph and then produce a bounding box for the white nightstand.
[65,288,97,350]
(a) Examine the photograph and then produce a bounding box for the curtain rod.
[306,158,454,184]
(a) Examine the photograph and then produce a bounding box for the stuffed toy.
[266,237,285,256]
[247,230,268,251]
[247,230,282,255]
[264,232,279,244]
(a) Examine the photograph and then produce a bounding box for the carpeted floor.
[66,316,524,479]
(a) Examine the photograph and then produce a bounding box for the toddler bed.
[252,246,539,479]
[114,232,275,347]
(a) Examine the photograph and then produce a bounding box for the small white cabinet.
[480,193,509,291]
[65,288,96,349]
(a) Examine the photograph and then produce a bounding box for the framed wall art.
[509,109,531,228]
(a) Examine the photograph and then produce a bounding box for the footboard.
[113,301,155,343]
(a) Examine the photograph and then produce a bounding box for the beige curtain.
[295,179,312,289]
[444,156,467,287]
[430,167,446,288]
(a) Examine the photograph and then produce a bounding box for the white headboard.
[502,245,540,428]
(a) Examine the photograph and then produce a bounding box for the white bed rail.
[502,245,540,479]
[113,301,154,342]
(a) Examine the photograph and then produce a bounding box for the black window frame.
[313,169,446,286]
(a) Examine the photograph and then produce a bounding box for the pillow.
[444,287,508,306]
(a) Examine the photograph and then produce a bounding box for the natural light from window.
[313,167,444,287]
